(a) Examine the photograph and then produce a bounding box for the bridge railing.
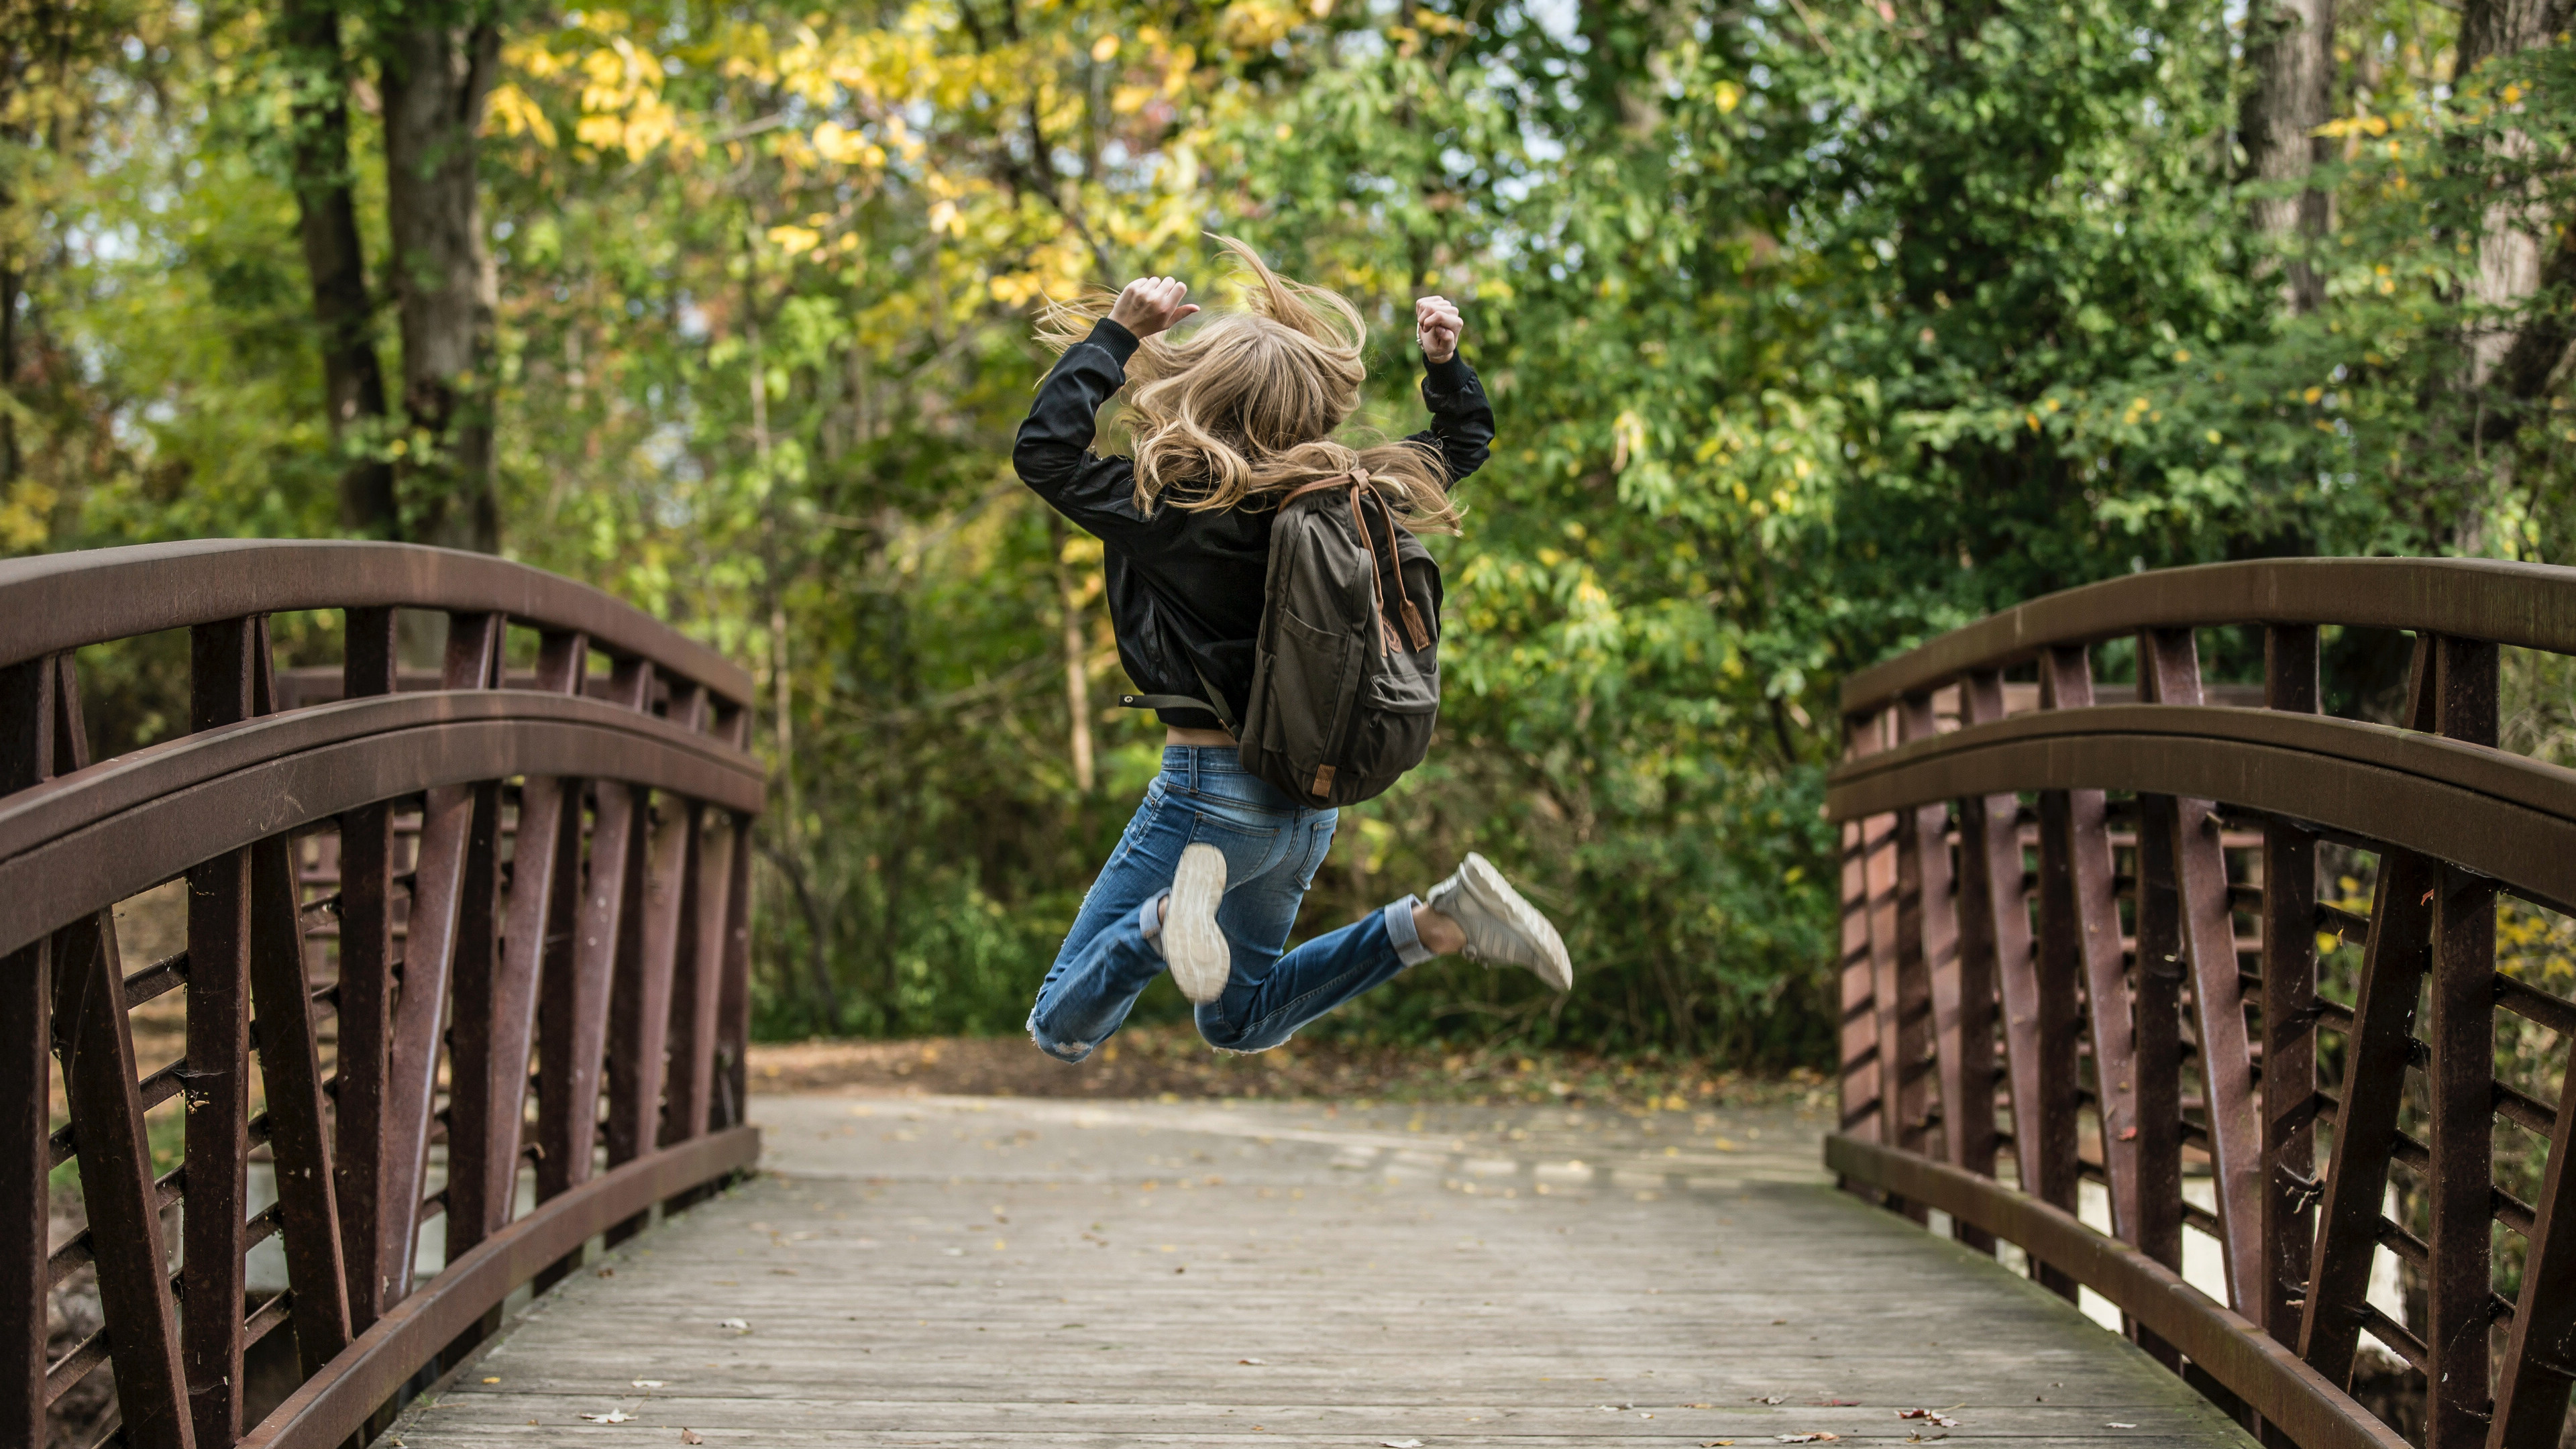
[0,541,767,1449]
[1829,557,2576,1449]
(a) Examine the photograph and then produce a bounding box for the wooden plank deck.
[392,1093,2258,1447]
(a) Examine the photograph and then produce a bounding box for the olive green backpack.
[1126,472,1443,806]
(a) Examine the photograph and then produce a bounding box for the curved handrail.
[0,539,753,706]
[1825,703,2576,910]
[0,692,765,956]
[1827,555,2576,1449]
[1840,557,2576,714]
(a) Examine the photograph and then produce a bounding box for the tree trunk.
[2239,0,2334,313]
[1049,514,1095,793]
[379,16,500,553]
[2454,0,2565,390]
[281,0,398,537]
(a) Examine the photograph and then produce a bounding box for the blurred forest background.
[2,0,2571,1063]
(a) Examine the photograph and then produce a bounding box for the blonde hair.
[1036,236,1461,533]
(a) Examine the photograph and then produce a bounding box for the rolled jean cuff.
[1383,895,1436,967]
[1139,891,1169,955]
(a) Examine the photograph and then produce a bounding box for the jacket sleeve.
[1013,319,1171,547]
[1408,353,1496,490]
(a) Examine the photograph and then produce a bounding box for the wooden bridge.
[7,543,2575,1449]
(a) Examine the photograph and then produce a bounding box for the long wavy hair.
[1036,237,1462,533]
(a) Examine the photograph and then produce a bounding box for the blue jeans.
[1027,746,1434,1061]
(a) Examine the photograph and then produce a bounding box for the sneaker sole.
[1459,853,1573,993]
[1165,843,1231,1004]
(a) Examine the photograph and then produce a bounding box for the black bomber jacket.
[1012,317,1497,733]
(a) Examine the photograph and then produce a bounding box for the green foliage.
[6,0,2571,1066]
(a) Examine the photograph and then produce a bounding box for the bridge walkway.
[391,1093,2254,1448]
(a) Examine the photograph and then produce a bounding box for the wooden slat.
[334,604,399,1331]
[608,782,688,1243]
[451,630,590,1258]
[181,617,258,1445]
[1890,696,1945,1205]
[374,612,506,1309]
[241,612,354,1387]
[2029,646,2104,1303]
[2261,626,2321,1374]
[537,777,642,1209]
[2491,961,2576,1448]
[2298,640,2441,1390]
[2143,629,2264,1320]
[2424,636,2499,1449]
[1865,703,1905,1170]
[48,656,195,1449]
[712,812,754,1132]
[1838,709,1887,1144]
[660,805,718,1147]
[1941,673,2010,1217]
[1959,674,2042,1211]
[0,653,55,1448]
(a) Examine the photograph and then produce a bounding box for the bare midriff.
[1165,727,1236,749]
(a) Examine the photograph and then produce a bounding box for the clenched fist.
[1415,295,1464,364]
[1108,275,1200,338]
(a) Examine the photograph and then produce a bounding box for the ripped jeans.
[1027,745,1434,1062]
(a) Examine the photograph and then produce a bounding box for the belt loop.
[1185,746,1199,795]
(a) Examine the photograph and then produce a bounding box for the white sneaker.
[1424,853,1572,992]
[1162,843,1231,1004]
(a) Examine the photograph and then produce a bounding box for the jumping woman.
[1015,238,1572,1064]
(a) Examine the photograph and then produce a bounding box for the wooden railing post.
[244,621,354,1383]
[2424,636,2499,1449]
[1839,709,1890,1149]
[335,606,400,1331]
[1891,693,1948,1191]
[2259,626,2320,1368]
[182,617,260,1446]
[0,656,54,1448]
[2030,645,2107,1301]
[1953,671,2025,1218]
[1935,676,2004,1236]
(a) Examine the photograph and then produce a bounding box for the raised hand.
[1108,275,1201,338]
[1415,294,1464,364]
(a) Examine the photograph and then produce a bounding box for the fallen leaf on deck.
[2107,1424,2139,1430]
[1900,1409,1961,1426]
[1382,1440,1425,1448]
[579,1411,633,1424]
[1703,1441,1737,1447]
[1682,1402,1715,1409]
[716,1319,748,1331]
[1753,1395,1786,1405]
[633,1380,665,1389]
[1776,1434,1840,1442]
[481,1377,500,1385]
[1813,1399,1861,1406]
[1239,1358,1265,1364]
[681,1432,704,1445]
